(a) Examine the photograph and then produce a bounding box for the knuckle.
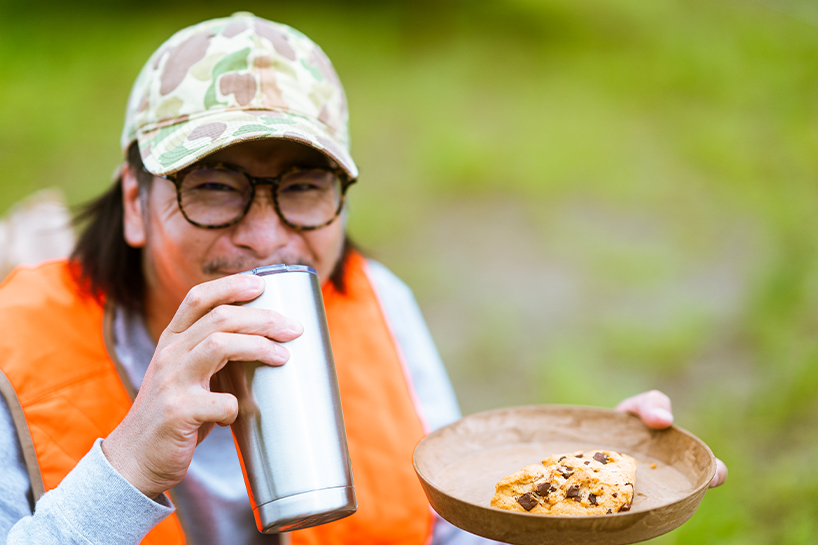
[203,332,229,354]
[153,344,173,363]
[208,305,231,327]
[255,336,273,356]
[161,393,188,423]
[270,310,290,326]
[264,310,284,331]
[183,285,207,308]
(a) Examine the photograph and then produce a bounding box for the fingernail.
[652,408,674,424]
[274,344,290,363]
[288,319,304,335]
[709,474,718,488]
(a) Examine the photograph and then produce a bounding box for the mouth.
[211,269,251,276]
[203,254,316,276]
[207,264,279,276]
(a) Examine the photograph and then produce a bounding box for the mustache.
[202,251,316,275]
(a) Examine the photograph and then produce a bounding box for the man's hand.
[101,273,303,499]
[615,390,728,488]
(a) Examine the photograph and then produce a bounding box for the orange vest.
[0,253,433,544]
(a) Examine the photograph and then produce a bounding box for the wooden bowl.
[413,405,716,545]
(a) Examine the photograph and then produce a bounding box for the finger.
[184,304,303,348]
[615,390,673,430]
[195,391,240,427]
[709,458,728,488]
[167,274,266,334]
[188,331,290,377]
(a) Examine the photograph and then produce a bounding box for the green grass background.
[2,0,818,542]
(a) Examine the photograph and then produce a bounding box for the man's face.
[123,139,346,318]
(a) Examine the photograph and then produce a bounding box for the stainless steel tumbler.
[218,264,356,533]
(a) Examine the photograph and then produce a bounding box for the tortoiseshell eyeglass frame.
[150,162,356,231]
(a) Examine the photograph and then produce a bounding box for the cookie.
[490,450,636,515]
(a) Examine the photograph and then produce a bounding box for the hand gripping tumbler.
[218,264,356,533]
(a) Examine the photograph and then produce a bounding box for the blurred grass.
[3,0,818,543]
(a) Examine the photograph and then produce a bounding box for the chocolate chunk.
[517,492,538,511]
[566,485,580,498]
[576,453,584,458]
[584,461,590,465]
[559,456,566,462]
[593,452,609,464]
[612,493,618,498]
[619,503,631,512]
[589,493,598,505]
[537,482,555,496]
[607,509,612,514]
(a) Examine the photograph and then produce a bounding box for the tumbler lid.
[247,264,318,276]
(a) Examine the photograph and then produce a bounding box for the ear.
[122,164,147,248]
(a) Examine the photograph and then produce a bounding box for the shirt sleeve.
[0,392,35,541]
[0,394,174,545]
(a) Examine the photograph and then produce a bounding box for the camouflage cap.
[121,12,357,179]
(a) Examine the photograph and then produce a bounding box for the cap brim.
[136,109,358,179]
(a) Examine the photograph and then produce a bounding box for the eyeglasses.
[155,162,355,230]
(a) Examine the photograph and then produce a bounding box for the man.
[0,13,726,545]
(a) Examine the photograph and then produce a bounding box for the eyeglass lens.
[178,166,344,228]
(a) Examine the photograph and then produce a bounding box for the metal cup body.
[219,264,356,533]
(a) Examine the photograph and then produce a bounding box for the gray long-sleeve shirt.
[0,260,497,544]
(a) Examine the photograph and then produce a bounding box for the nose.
[229,186,292,256]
